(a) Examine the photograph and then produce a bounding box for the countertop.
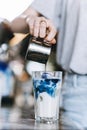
[0,106,80,130]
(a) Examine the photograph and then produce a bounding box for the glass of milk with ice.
[32,71,62,124]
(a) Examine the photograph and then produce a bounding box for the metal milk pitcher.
[25,36,52,64]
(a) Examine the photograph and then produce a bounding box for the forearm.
[9,6,57,44]
[10,7,40,33]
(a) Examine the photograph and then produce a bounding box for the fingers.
[26,16,46,37]
[45,20,57,43]
[34,19,40,37]
[26,16,35,35]
[39,20,47,38]
[26,16,57,44]
[34,18,47,38]
[50,38,56,44]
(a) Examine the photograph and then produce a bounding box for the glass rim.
[32,71,62,79]
[32,71,62,73]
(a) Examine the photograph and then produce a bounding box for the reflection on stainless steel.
[0,107,80,130]
[25,36,51,64]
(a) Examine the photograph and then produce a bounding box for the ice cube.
[41,72,52,79]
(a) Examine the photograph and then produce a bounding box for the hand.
[26,16,57,44]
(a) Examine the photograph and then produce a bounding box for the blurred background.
[0,0,33,21]
[0,0,61,122]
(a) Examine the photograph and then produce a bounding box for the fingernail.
[44,39,48,42]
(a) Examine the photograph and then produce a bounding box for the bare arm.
[10,7,40,33]
[9,6,57,44]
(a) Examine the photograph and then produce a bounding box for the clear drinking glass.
[32,71,62,124]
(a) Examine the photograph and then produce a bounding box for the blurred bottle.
[0,61,15,107]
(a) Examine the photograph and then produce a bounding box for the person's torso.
[57,0,87,74]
